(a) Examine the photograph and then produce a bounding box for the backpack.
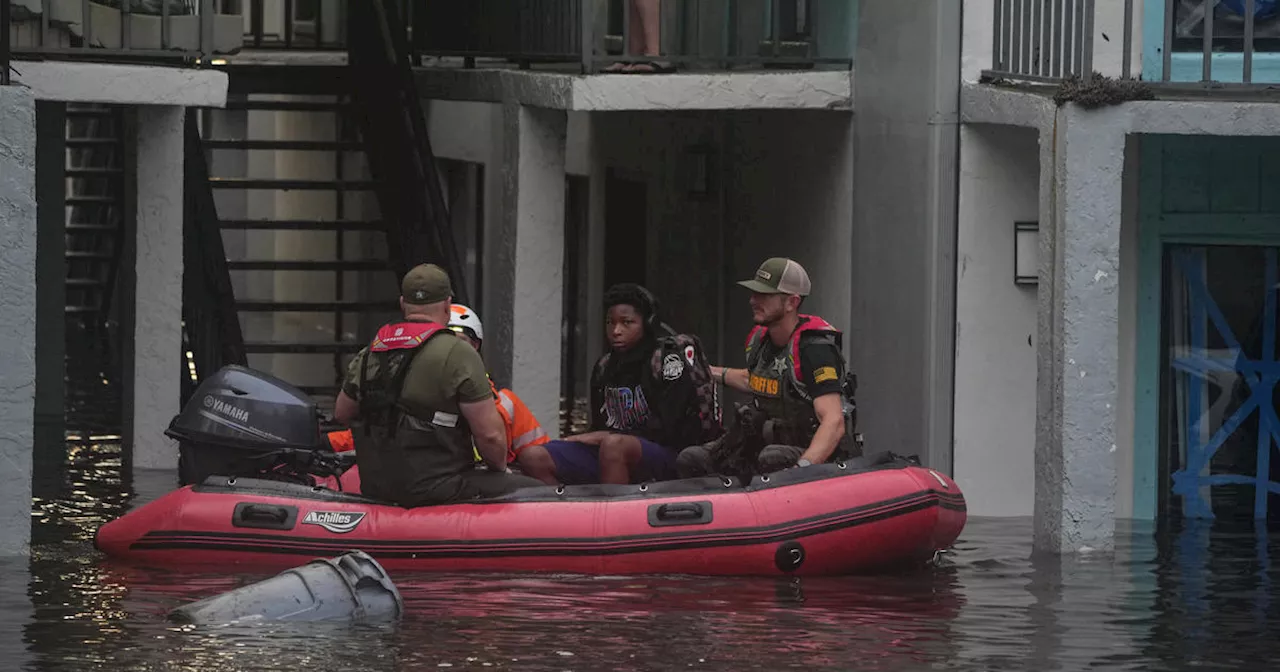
[648,332,724,444]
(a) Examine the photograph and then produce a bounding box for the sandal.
[602,61,632,73]
[626,60,677,74]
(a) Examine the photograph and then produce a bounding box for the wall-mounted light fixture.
[681,144,715,199]
[1014,221,1039,286]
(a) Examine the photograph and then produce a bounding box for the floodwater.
[6,342,1276,670]
[9,441,1278,671]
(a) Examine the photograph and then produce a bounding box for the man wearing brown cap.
[676,257,860,478]
[333,263,542,505]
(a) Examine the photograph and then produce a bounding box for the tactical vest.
[352,321,477,506]
[744,315,859,453]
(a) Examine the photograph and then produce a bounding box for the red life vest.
[744,315,841,397]
[358,321,451,424]
[370,321,447,352]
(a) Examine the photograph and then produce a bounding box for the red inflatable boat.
[96,458,964,576]
[93,366,967,576]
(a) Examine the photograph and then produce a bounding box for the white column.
[502,104,567,438]
[1034,104,1127,554]
[0,87,38,557]
[131,105,185,473]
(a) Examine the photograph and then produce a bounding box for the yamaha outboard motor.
[167,365,335,486]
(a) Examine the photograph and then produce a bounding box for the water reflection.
[5,402,1279,672]
[10,432,1279,671]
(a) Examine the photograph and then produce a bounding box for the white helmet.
[448,303,484,342]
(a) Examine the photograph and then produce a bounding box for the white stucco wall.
[961,0,1145,82]
[952,123,1142,520]
[0,86,37,557]
[1115,135,1141,521]
[953,124,1040,517]
[131,105,185,473]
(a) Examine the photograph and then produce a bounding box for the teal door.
[1160,244,1280,520]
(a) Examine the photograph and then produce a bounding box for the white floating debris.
[557,651,575,657]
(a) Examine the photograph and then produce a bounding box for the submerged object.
[98,365,967,577]
[168,550,403,625]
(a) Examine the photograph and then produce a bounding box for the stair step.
[65,138,121,147]
[243,341,365,354]
[66,167,123,178]
[235,300,399,312]
[203,139,361,151]
[66,277,105,287]
[66,105,116,116]
[208,178,377,191]
[224,99,355,112]
[66,195,120,206]
[66,223,119,233]
[219,218,385,231]
[66,251,114,260]
[227,260,388,271]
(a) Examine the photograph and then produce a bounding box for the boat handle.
[241,505,288,523]
[231,502,299,530]
[658,503,702,519]
[647,501,714,527]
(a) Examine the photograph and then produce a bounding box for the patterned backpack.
[648,332,724,444]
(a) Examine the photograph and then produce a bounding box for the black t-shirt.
[755,335,845,398]
[589,338,701,448]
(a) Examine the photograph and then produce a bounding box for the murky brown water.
[7,338,1273,671]
[3,436,1275,672]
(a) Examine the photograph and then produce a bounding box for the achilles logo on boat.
[202,395,249,423]
[301,510,366,534]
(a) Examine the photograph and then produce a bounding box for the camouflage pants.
[675,440,804,479]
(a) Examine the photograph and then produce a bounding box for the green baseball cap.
[401,263,453,305]
[737,257,812,296]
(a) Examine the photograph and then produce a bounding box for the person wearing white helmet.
[447,304,551,466]
[448,304,485,348]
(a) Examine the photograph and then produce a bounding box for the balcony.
[983,0,1280,90]
[4,0,246,62]
[410,0,855,73]
[3,0,855,73]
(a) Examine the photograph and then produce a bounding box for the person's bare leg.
[635,0,661,58]
[623,0,668,72]
[598,434,643,484]
[516,445,560,485]
[604,0,646,72]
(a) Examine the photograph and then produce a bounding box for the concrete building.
[6,0,1277,559]
[1,1,233,556]
[958,0,1280,553]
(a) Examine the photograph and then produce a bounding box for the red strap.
[370,322,446,352]
[788,315,839,381]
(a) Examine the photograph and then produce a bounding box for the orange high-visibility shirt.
[490,380,549,462]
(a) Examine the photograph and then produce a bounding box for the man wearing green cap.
[676,257,860,478]
[333,263,542,506]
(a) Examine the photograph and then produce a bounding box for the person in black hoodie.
[518,283,704,485]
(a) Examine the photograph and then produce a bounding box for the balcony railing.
[985,0,1280,89]
[4,0,854,71]
[411,0,855,73]
[4,0,244,62]
[241,0,351,50]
